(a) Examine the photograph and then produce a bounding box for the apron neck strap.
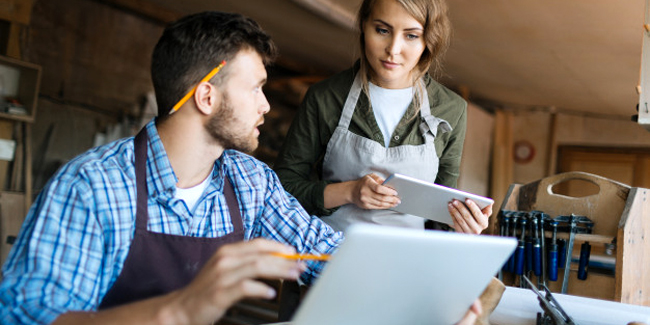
[134,128,149,231]
[133,128,244,233]
[339,73,431,130]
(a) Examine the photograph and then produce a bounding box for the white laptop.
[287,224,516,325]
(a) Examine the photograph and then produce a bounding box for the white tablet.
[291,224,517,325]
[382,173,494,225]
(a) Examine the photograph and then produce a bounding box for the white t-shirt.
[175,171,212,212]
[368,82,414,147]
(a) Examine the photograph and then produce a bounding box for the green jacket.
[274,64,467,217]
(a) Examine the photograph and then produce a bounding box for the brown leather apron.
[99,128,244,309]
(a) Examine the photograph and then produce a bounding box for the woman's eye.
[406,34,420,40]
[375,27,389,35]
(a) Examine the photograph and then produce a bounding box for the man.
[0,11,481,325]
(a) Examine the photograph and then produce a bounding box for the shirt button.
[393,135,400,141]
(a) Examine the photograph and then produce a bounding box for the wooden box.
[495,171,650,306]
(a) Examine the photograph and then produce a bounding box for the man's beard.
[205,93,259,153]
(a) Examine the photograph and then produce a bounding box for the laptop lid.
[291,224,516,325]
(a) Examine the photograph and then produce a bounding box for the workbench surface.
[491,286,650,325]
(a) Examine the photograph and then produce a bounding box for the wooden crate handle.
[516,172,630,237]
[538,171,630,198]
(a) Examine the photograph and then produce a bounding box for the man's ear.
[193,82,221,115]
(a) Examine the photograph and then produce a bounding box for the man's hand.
[54,239,306,325]
[169,239,306,324]
[448,199,492,234]
[456,300,482,325]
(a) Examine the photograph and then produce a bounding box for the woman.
[274,0,491,234]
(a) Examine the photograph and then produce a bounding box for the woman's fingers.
[353,174,400,209]
[448,199,490,234]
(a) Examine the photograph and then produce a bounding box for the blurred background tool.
[548,220,559,282]
[523,275,576,325]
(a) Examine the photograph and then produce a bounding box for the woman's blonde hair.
[357,0,451,116]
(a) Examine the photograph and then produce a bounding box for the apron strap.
[223,176,244,232]
[337,73,364,129]
[134,127,243,233]
[134,128,149,231]
[416,79,452,140]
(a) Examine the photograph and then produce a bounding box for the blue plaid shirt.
[0,120,342,324]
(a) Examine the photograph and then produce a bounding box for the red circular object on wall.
[513,140,536,164]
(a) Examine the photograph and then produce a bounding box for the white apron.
[321,73,452,232]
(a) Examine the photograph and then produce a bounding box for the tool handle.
[558,239,567,268]
[525,240,533,272]
[504,251,515,273]
[515,242,525,275]
[533,240,542,276]
[548,245,558,281]
[578,242,591,280]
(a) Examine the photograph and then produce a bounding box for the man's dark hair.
[151,11,278,117]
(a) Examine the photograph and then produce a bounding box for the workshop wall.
[25,0,162,194]
[511,109,650,186]
[458,102,493,197]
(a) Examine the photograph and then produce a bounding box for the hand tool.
[499,211,513,276]
[532,216,542,277]
[577,241,591,280]
[516,217,527,282]
[558,238,567,269]
[553,214,594,293]
[525,213,534,274]
[272,253,331,261]
[548,220,559,281]
[538,212,548,287]
[508,213,520,273]
[561,215,577,294]
[523,275,577,325]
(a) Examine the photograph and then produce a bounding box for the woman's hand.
[349,173,401,210]
[324,173,400,210]
[448,198,492,234]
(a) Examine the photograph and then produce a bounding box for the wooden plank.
[638,0,650,130]
[545,111,557,176]
[6,22,23,60]
[24,123,30,209]
[94,0,181,24]
[0,191,26,267]
[0,119,13,190]
[489,110,514,234]
[616,187,650,306]
[10,122,22,192]
[0,0,33,25]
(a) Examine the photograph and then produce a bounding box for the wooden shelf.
[0,56,39,267]
[0,54,41,123]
